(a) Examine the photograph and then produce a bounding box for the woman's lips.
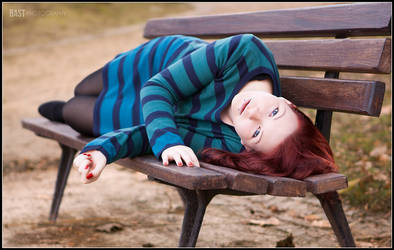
[240,99,251,115]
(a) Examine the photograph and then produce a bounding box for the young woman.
[39,34,338,184]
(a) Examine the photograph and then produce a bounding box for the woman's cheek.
[235,126,250,143]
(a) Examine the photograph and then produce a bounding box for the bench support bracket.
[49,143,77,221]
[315,71,339,143]
[177,188,216,247]
[315,191,356,247]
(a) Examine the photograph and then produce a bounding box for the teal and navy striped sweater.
[80,34,281,164]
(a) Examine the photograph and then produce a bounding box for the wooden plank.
[144,3,391,38]
[266,38,391,74]
[263,175,306,197]
[21,118,228,190]
[118,156,228,190]
[200,162,269,194]
[280,77,386,117]
[21,117,90,150]
[379,38,392,73]
[200,162,306,197]
[304,173,348,194]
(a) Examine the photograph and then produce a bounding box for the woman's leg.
[39,67,104,136]
[74,67,103,96]
[62,67,104,136]
[62,96,97,137]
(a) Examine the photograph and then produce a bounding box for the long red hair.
[199,105,338,180]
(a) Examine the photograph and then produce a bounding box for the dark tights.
[62,68,103,136]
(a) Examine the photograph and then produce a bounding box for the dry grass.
[3,3,191,49]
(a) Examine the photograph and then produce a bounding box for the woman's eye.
[252,127,261,138]
[271,107,279,117]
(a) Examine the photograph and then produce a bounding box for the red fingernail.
[85,164,90,169]
[86,173,93,179]
[188,162,193,166]
[177,162,182,166]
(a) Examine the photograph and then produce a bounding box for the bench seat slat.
[304,173,348,194]
[21,117,90,150]
[281,77,386,117]
[201,162,306,197]
[201,163,348,195]
[144,3,391,38]
[118,156,228,190]
[200,162,270,195]
[21,118,228,190]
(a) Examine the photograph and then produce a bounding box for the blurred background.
[3,2,391,246]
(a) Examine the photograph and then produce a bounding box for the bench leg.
[314,191,356,247]
[177,188,216,247]
[49,143,77,221]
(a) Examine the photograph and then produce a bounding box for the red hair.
[200,105,338,180]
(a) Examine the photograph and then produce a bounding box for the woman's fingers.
[179,149,193,167]
[161,145,200,167]
[179,147,199,167]
[188,148,200,167]
[80,159,92,182]
[73,150,107,184]
[162,153,169,166]
[173,153,183,167]
[83,150,107,184]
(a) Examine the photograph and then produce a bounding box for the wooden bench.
[21,2,391,247]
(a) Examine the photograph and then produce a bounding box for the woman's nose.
[246,106,260,120]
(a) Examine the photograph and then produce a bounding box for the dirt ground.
[2,2,392,248]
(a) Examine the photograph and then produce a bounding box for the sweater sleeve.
[79,125,152,164]
[141,34,271,159]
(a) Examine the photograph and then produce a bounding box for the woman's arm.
[74,125,152,183]
[79,124,152,164]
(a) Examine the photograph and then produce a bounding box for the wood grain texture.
[118,156,228,190]
[263,175,306,197]
[304,173,348,194]
[379,38,392,73]
[266,38,391,73]
[21,117,90,150]
[280,77,386,116]
[200,162,306,197]
[200,162,269,194]
[144,2,391,38]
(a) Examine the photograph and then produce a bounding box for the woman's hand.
[73,150,107,184]
[161,145,200,167]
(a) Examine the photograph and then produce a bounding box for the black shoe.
[38,101,66,122]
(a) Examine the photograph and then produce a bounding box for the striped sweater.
[80,34,281,164]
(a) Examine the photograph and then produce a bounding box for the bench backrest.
[143,2,391,141]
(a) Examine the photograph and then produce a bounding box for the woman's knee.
[63,96,96,136]
[74,67,104,96]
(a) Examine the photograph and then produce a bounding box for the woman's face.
[229,91,299,153]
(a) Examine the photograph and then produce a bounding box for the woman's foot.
[38,101,66,122]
